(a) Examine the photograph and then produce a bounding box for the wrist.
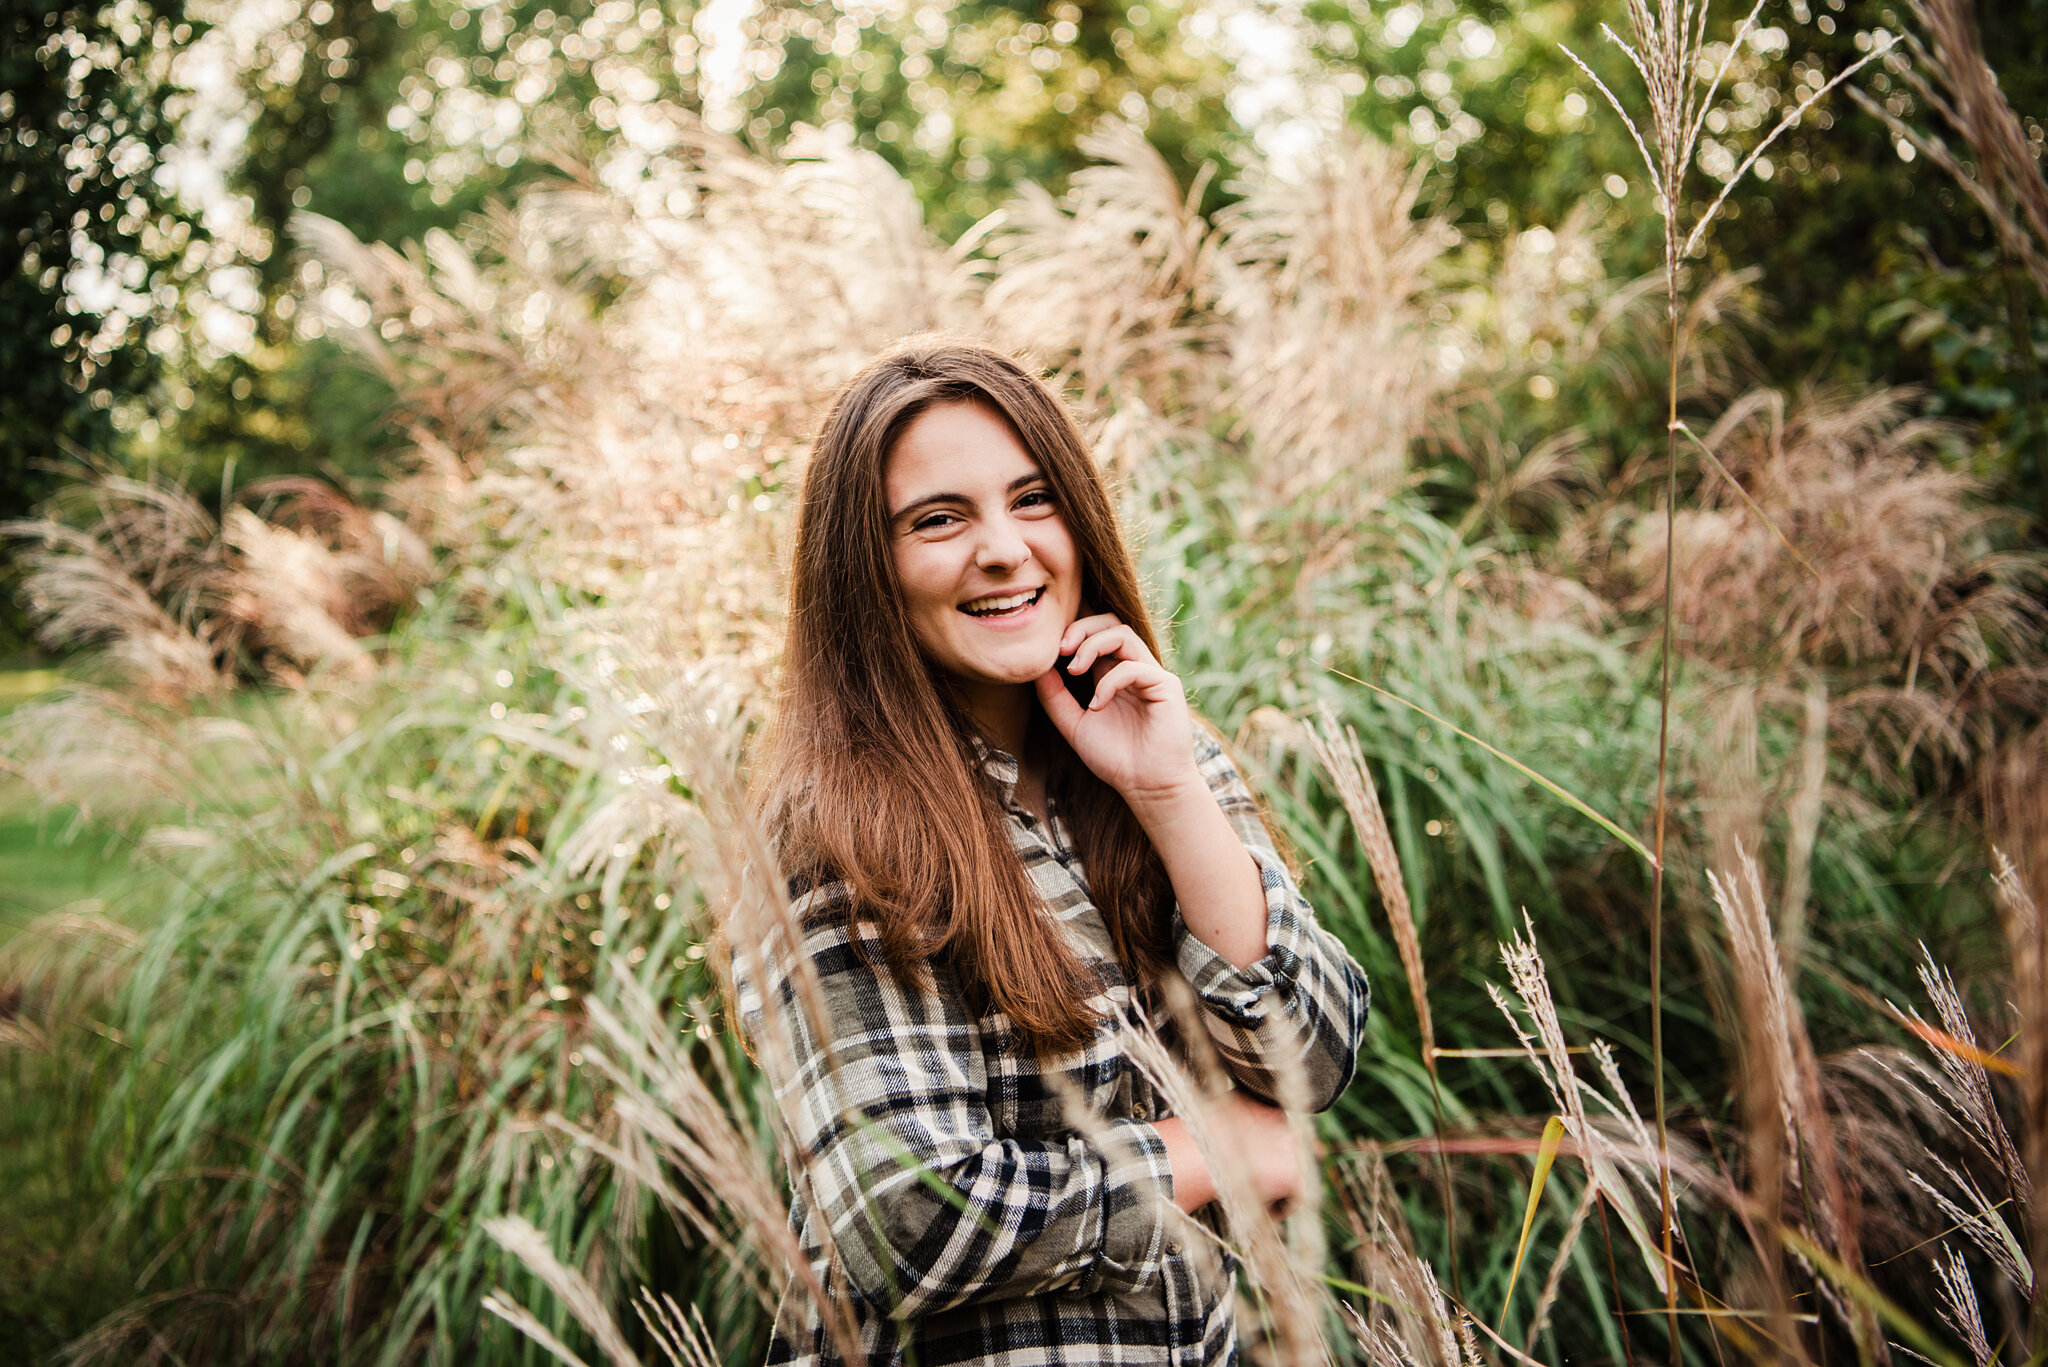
[1151,1115,1216,1213]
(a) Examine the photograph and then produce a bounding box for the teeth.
[962,588,1040,615]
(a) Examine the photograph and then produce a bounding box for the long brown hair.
[755,336,1174,1055]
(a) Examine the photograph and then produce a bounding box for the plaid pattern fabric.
[734,733,1370,1367]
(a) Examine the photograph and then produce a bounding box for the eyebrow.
[890,472,1048,525]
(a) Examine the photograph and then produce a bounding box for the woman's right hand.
[1152,1091,1309,1215]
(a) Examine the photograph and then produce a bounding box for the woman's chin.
[974,649,1061,688]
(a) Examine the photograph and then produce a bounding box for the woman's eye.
[913,511,959,531]
[1016,489,1054,511]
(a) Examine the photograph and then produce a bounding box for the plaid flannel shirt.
[734,732,1370,1367]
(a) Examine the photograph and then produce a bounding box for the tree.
[1,0,193,520]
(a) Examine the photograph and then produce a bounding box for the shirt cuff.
[1077,1118,1174,1296]
[1172,844,1311,1027]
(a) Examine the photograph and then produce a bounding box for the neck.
[957,679,1035,760]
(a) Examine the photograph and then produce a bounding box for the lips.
[959,586,1045,618]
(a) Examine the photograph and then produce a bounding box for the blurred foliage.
[1311,0,2048,506]
[743,0,1243,237]
[4,0,1253,576]
[1,0,193,519]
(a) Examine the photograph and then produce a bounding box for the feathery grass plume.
[1933,1243,1995,1367]
[1306,704,1435,1075]
[1303,702,1463,1284]
[481,1216,640,1367]
[1619,387,2047,784]
[1489,913,1672,1299]
[1908,1157,2028,1290]
[220,477,433,685]
[980,119,1223,419]
[1988,831,2047,1317]
[1215,127,1455,511]
[632,1290,720,1367]
[1706,847,1852,1351]
[1913,946,2029,1210]
[296,115,998,704]
[1707,851,1806,1183]
[7,465,434,699]
[1334,1157,1483,1367]
[5,471,230,700]
[1698,847,2035,1359]
[1566,1,1898,1334]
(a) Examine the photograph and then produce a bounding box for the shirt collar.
[967,733,1022,806]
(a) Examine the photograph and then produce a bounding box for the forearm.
[834,1125,1169,1314]
[1128,778,1269,969]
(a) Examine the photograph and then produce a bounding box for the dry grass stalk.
[1568,2,1899,1334]
[1989,838,2048,1318]
[4,474,229,700]
[1914,946,2029,1209]
[6,466,431,697]
[979,118,1461,520]
[1113,983,1331,1364]
[1706,846,1891,1356]
[1488,915,1672,1297]
[1520,1179,1601,1357]
[1933,1243,1995,1367]
[980,119,1222,422]
[1306,705,1434,1068]
[481,1217,640,1367]
[1303,703,1464,1285]
[1215,128,1456,510]
[1335,1156,1484,1367]
[632,1290,720,1367]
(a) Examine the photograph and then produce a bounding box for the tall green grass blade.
[1324,665,1657,869]
[1669,421,1820,581]
[1778,1227,1969,1367]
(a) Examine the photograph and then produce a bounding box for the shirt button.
[1166,1240,1181,1256]
[1131,1102,1148,1119]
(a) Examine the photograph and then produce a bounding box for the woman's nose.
[974,515,1032,572]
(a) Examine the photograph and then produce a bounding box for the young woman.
[738,337,1369,1366]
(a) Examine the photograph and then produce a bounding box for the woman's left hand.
[1035,614,1202,806]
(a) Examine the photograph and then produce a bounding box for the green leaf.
[1325,667,1658,869]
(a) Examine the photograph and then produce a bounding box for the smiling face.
[884,400,1083,719]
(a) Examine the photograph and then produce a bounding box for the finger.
[1035,667,1088,739]
[1068,624,1157,676]
[1086,658,1168,712]
[1058,612,1126,657]
[1066,624,1138,676]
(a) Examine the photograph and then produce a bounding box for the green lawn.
[1,665,139,1362]
[0,668,114,950]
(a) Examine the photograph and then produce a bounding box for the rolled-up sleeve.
[1172,734,1371,1111]
[736,891,1178,1320]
